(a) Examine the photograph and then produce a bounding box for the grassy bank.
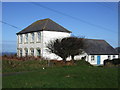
[2,60,118,88]
[2,59,48,73]
[2,59,92,73]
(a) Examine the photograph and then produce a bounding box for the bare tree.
[62,37,85,62]
[46,39,69,63]
[46,36,85,63]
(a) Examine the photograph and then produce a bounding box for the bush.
[3,54,7,57]
[2,55,43,61]
[104,59,110,66]
[49,60,75,66]
[49,59,92,66]
[104,58,120,67]
[112,58,120,65]
[75,59,92,66]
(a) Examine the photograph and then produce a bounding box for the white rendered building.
[74,39,118,65]
[17,18,118,65]
[17,18,71,59]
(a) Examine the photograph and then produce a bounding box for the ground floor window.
[20,49,22,57]
[30,49,34,56]
[19,48,42,57]
[37,48,41,56]
[25,48,28,57]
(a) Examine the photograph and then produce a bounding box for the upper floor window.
[31,33,34,42]
[37,32,41,42]
[25,34,28,43]
[91,55,95,61]
[108,55,111,60]
[20,35,22,43]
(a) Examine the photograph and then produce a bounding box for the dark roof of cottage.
[84,39,118,55]
[17,18,71,35]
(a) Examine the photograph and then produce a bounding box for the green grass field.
[2,60,119,88]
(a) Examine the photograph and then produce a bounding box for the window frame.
[37,48,41,56]
[25,34,28,43]
[31,49,34,56]
[19,35,23,44]
[37,32,41,42]
[20,49,22,57]
[108,55,111,60]
[25,48,28,57]
[113,55,116,59]
[31,33,34,43]
[91,55,95,62]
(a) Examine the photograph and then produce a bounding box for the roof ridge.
[42,19,49,30]
[47,19,72,33]
[39,18,49,21]
[16,18,71,35]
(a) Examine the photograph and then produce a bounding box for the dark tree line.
[46,36,86,63]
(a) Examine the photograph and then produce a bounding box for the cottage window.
[25,34,28,43]
[91,55,95,61]
[37,32,41,42]
[113,55,115,59]
[108,55,111,60]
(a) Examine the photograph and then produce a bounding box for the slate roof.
[84,39,118,55]
[17,18,71,35]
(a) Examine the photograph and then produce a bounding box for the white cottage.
[16,18,118,65]
[74,39,118,65]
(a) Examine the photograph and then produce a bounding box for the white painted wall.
[88,55,118,65]
[74,53,88,60]
[17,31,71,58]
[42,31,71,60]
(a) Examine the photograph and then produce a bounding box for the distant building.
[16,18,118,65]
